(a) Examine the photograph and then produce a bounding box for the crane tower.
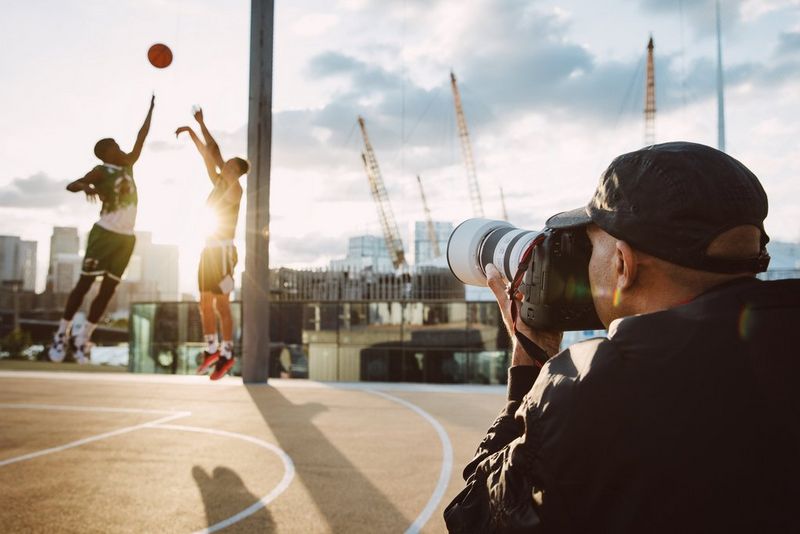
[358,116,407,269]
[416,175,441,259]
[644,36,656,146]
[450,71,485,217]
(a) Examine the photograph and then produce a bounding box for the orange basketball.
[147,43,173,69]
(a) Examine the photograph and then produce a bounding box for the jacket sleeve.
[444,366,545,533]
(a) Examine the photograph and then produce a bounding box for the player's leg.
[196,291,221,373]
[74,275,120,363]
[210,292,235,380]
[48,274,95,362]
[197,247,221,373]
[73,227,135,363]
[210,247,237,380]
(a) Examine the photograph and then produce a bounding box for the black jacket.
[444,278,800,533]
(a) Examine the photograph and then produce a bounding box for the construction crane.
[450,71,485,218]
[644,36,656,146]
[416,175,441,259]
[357,116,407,270]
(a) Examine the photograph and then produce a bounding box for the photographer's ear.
[615,240,639,290]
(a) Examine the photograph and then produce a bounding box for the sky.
[0,0,798,295]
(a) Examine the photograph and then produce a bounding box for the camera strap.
[507,234,549,367]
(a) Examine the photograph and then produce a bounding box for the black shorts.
[83,224,136,281]
[198,245,238,294]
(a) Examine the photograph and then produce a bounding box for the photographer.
[444,142,799,533]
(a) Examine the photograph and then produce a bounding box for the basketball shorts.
[82,224,136,281]
[198,244,238,294]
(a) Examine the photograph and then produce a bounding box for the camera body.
[447,219,603,331]
[518,228,603,331]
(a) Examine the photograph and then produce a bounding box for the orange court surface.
[0,368,505,533]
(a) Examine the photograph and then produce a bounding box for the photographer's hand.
[485,263,562,366]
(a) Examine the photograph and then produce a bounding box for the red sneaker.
[210,357,234,381]
[196,350,220,374]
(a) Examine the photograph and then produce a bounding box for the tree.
[1,328,32,360]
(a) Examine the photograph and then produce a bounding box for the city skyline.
[1,1,799,295]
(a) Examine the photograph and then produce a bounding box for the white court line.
[0,411,190,468]
[0,370,507,395]
[0,403,296,533]
[366,389,454,534]
[0,402,184,415]
[152,424,296,534]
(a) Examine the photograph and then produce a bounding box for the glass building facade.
[129,300,513,384]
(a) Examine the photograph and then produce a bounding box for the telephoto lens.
[446,218,539,286]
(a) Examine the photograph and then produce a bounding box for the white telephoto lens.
[447,218,539,286]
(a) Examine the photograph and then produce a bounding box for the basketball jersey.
[206,178,241,242]
[94,163,138,235]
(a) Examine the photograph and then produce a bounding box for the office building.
[330,235,394,273]
[0,236,38,291]
[414,221,453,266]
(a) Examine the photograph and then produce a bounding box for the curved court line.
[152,424,295,534]
[0,411,189,467]
[0,402,185,415]
[366,389,454,534]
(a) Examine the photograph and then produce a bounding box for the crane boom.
[416,175,441,259]
[358,116,406,269]
[450,71,484,217]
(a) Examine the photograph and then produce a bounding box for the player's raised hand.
[83,183,99,204]
[193,107,204,123]
[175,126,192,138]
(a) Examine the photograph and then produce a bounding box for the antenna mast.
[716,0,726,152]
[416,175,441,259]
[499,187,509,221]
[358,117,406,270]
[450,71,485,217]
[644,36,656,146]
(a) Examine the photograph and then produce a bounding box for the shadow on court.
[246,385,410,532]
[193,465,276,532]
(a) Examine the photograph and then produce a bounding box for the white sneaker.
[48,332,67,363]
[74,339,92,364]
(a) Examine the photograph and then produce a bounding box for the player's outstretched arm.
[176,126,220,184]
[193,107,225,170]
[66,167,104,202]
[128,94,155,165]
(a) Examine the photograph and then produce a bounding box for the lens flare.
[738,305,752,341]
[612,287,622,308]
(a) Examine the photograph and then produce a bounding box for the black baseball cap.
[546,141,771,274]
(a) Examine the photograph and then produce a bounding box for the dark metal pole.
[243,0,274,383]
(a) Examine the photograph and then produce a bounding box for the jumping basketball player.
[176,107,248,380]
[49,95,155,364]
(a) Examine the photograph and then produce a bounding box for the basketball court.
[0,370,505,533]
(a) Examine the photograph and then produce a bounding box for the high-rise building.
[52,253,82,294]
[48,227,80,291]
[414,221,453,266]
[0,236,38,291]
[0,236,19,282]
[133,231,179,301]
[330,235,394,273]
[17,240,37,291]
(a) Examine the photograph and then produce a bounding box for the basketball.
[147,43,173,69]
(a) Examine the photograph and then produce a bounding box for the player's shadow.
[245,385,410,532]
[192,465,276,532]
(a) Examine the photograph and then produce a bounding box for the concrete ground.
[0,367,506,533]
